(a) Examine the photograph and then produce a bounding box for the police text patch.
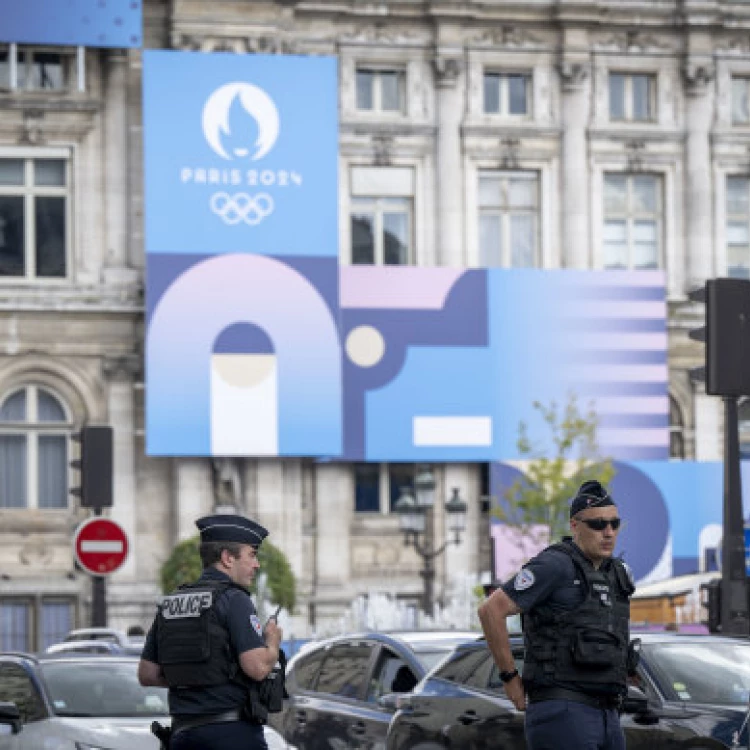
[161,591,213,619]
[250,614,262,636]
[514,569,535,591]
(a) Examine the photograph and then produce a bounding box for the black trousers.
[170,720,268,750]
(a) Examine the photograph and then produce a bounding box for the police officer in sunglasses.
[478,480,638,750]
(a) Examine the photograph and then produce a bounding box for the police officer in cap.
[478,480,637,750]
[138,514,282,749]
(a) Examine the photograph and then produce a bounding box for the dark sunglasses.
[579,517,621,531]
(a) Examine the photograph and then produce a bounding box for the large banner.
[143,53,668,461]
[0,0,142,47]
[144,51,341,457]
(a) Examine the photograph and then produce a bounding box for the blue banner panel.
[0,0,142,47]
[143,50,339,258]
[343,268,668,462]
[144,51,341,458]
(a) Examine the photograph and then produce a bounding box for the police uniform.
[501,482,636,750]
[141,514,271,750]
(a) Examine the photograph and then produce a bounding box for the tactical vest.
[522,541,634,692]
[156,579,248,689]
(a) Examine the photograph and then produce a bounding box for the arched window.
[0,385,72,509]
[669,394,685,460]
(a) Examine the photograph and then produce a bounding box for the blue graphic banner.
[0,0,142,47]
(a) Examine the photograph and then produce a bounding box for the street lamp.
[394,466,468,618]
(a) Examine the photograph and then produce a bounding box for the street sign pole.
[722,396,750,634]
[91,508,107,628]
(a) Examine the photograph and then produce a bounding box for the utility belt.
[528,686,622,710]
[151,709,244,748]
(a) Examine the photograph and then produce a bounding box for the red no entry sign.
[74,517,129,577]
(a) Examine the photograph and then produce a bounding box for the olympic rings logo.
[210,192,275,226]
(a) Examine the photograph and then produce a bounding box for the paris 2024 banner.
[143,51,669,462]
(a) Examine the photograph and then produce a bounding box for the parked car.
[386,632,750,750]
[63,626,144,648]
[274,630,481,750]
[45,639,144,657]
[0,653,295,750]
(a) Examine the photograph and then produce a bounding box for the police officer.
[138,514,282,750]
[478,480,636,750]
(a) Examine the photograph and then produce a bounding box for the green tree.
[494,394,615,544]
[160,535,297,612]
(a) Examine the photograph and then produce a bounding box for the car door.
[291,640,378,750]
[455,647,526,750]
[358,644,421,750]
[0,661,47,750]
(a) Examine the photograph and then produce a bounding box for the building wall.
[3,0,748,645]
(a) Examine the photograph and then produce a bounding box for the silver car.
[0,653,293,749]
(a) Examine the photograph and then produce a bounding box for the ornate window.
[726,176,750,279]
[609,73,655,122]
[354,463,416,514]
[0,156,70,279]
[483,72,531,116]
[479,171,539,267]
[0,45,79,92]
[603,174,662,270]
[356,68,406,114]
[0,385,72,509]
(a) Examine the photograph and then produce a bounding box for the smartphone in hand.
[269,604,282,621]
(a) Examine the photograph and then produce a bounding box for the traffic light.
[701,579,721,633]
[70,426,113,508]
[688,278,750,396]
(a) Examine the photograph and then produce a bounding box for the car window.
[643,641,750,705]
[433,649,487,683]
[366,647,417,703]
[0,663,46,723]
[315,643,373,700]
[485,652,525,692]
[41,661,169,717]
[292,650,325,691]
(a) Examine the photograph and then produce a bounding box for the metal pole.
[721,396,749,634]
[421,556,435,618]
[90,507,107,627]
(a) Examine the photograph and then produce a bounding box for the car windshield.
[41,661,169,717]
[644,640,750,705]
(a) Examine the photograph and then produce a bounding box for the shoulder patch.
[250,614,263,636]
[514,568,535,591]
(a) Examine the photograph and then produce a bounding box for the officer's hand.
[505,676,526,711]
[263,617,282,649]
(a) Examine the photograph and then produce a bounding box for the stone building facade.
[0,0,746,648]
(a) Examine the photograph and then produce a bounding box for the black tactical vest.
[156,579,248,689]
[522,540,634,693]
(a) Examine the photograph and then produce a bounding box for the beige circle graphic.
[346,325,386,368]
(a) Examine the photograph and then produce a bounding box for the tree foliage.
[494,394,615,544]
[160,535,297,612]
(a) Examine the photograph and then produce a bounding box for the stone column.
[102,50,137,284]
[434,56,464,266]
[683,61,715,288]
[173,459,213,541]
[103,355,140,581]
[559,61,591,268]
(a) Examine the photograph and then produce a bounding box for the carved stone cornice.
[340,25,427,45]
[170,31,298,55]
[625,140,647,172]
[682,61,714,97]
[558,61,590,93]
[499,137,521,169]
[0,100,100,143]
[102,354,142,382]
[594,30,675,54]
[434,57,463,89]
[373,134,394,166]
[470,25,543,48]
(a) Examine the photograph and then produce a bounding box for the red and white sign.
[74,517,129,577]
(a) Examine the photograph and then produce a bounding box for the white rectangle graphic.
[413,417,493,447]
[80,541,124,553]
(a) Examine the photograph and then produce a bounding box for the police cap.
[195,514,268,547]
[569,480,615,518]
